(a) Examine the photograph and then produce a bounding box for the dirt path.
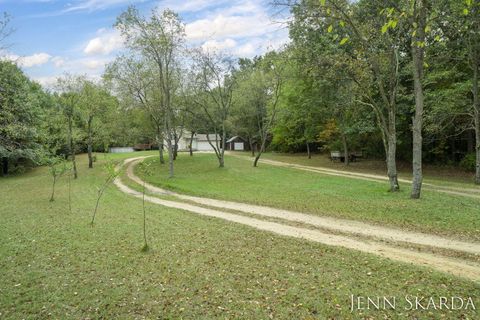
[115,158,480,281]
[229,154,480,199]
[125,158,480,255]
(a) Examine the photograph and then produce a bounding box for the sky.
[0,0,290,87]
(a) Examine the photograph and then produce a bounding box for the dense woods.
[1,0,480,199]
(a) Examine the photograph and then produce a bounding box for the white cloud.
[51,56,65,67]
[84,29,123,55]
[2,52,52,68]
[62,0,145,13]
[186,14,275,41]
[201,38,237,52]
[159,0,225,13]
[31,76,58,87]
[81,59,105,70]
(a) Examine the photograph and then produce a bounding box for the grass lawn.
[139,153,480,241]
[253,152,480,188]
[1,152,479,319]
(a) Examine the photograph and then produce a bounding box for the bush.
[460,153,476,172]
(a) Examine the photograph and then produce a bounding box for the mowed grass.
[1,152,479,319]
[255,152,480,188]
[140,153,480,241]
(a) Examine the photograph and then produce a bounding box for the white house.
[165,131,221,152]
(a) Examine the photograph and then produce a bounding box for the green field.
[1,153,479,319]
[138,153,480,242]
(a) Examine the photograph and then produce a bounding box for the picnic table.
[330,151,364,162]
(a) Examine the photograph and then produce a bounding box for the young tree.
[90,160,120,226]
[47,157,69,202]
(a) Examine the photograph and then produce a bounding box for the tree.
[234,54,283,167]
[90,160,120,226]
[283,0,406,192]
[409,0,429,199]
[0,12,13,51]
[79,80,116,169]
[115,6,186,178]
[56,75,85,179]
[191,50,236,168]
[463,0,480,184]
[0,61,45,176]
[48,157,69,202]
[105,55,166,164]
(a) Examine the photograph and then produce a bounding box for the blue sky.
[1,0,289,87]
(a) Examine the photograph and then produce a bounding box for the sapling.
[140,161,153,252]
[48,158,68,202]
[66,162,73,214]
[90,160,120,226]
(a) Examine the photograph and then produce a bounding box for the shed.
[226,136,246,151]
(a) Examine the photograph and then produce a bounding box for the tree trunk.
[219,127,225,168]
[158,144,165,164]
[387,133,399,192]
[68,116,78,179]
[306,142,311,159]
[254,134,268,167]
[173,131,178,161]
[249,138,255,157]
[1,157,7,176]
[410,0,426,199]
[387,105,400,192]
[189,131,195,156]
[166,128,174,178]
[473,52,480,184]
[87,117,93,169]
[50,176,56,202]
[342,134,349,166]
[156,124,165,164]
[411,70,424,199]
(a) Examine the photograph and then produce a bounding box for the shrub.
[460,153,476,172]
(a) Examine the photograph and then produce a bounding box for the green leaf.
[327,25,333,33]
[434,35,441,41]
[340,37,349,45]
[381,23,389,34]
[463,8,469,15]
[391,20,398,29]
[320,0,326,5]
[339,21,345,27]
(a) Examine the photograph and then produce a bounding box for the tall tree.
[79,80,116,169]
[234,54,283,167]
[0,12,13,51]
[464,0,480,184]
[0,61,45,175]
[284,0,405,192]
[116,6,185,178]
[56,75,84,179]
[191,51,236,168]
[409,0,429,199]
[105,55,166,164]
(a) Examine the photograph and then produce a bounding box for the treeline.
[1,0,479,200]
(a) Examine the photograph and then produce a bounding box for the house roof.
[226,136,245,143]
[196,134,220,142]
